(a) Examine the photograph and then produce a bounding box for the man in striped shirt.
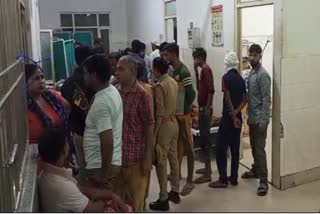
[163,43,196,197]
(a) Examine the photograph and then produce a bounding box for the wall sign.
[211,5,224,47]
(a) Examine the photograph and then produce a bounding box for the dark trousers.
[249,124,268,182]
[199,108,212,175]
[216,115,242,183]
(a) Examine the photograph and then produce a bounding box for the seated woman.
[25,63,71,168]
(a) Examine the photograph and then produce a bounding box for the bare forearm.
[101,143,113,175]
[225,92,236,116]
[154,118,162,139]
[206,93,213,109]
[145,124,155,163]
[81,186,114,201]
[235,95,247,114]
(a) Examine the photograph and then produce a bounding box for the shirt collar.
[120,80,140,95]
[249,64,262,76]
[158,73,169,82]
[42,163,73,180]
[227,68,238,73]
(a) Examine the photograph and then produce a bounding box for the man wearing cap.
[209,52,246,188]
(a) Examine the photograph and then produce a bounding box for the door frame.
[234,0,282,189]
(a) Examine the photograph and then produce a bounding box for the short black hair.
[108,52,122,62]
[75,45,94,66]
[192,48,207,61]
[25,64,44,81]
[131,54,145,80]
[153,57,169,75]
[124,48,132,55]
[94,38,103,45]
[140,42,146,51]
[82,54,112,82]
[159,42,168,52]
[249,44,262,54]
[131,40,141,53]
[38,128,67,163]
[163,43,179,56]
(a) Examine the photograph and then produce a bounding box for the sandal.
[208,180,228,188]
[194,175,212,184]
[195,168,207,175]
[257,182,269,196]
[180,183,195,196]
[241,171,259,179]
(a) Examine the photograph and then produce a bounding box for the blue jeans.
[199,108,212,175]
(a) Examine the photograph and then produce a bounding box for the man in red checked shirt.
[114,55,155,212]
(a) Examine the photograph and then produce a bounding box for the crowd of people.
[25,38,271,212]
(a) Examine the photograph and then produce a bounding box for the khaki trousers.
[155,119,180,200]
[85,165,121,191]
[113,162,148,212]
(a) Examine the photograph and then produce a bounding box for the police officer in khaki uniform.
[149,57,180,211]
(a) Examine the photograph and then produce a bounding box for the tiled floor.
[146,159,320,212]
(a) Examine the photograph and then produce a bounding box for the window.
[164,0,177,42]
[61,14,73,27]
[74,14,97,26]
[165,0,176,16]
[60,13,111,53]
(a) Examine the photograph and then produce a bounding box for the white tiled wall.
[280,0,320,176]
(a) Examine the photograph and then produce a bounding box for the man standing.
[163,43,196,196]
[93,38,105,54]
[81,55,123,191]
[61,45,94,183]
[241,44,271,196]
[209,51,246,188]
[149,57,180,211]
[192,48,215,184]
[150,41,161,63]
[115,55,155,212]
[131,40,151,83]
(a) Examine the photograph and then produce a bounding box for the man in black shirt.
[209,52,246,188]
[61,45,94,182]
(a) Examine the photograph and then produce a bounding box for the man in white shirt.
[38,128,128,213]
[81,54,123,191]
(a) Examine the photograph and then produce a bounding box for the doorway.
[236,1,277,184]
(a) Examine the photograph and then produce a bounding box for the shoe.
[241,170,259,179]
[195,168,207,175]
[149,199,170,211]
[257,182,269,197]
[228,176,238,186]
[168,190,181,204]
[208,180,228,188]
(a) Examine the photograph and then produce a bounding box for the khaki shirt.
[154,74,178,136]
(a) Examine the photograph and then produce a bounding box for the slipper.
[257,182,268,196]
[208,180,228,189]
[241,171,259,179]
[194,175,212,184]
[195,168,207,175]
[180,183,195,196]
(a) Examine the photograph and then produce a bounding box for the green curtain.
[73,32,93,47]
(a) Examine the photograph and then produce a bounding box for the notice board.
[211,5,224,47]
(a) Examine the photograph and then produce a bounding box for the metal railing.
[0,0,29,212]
